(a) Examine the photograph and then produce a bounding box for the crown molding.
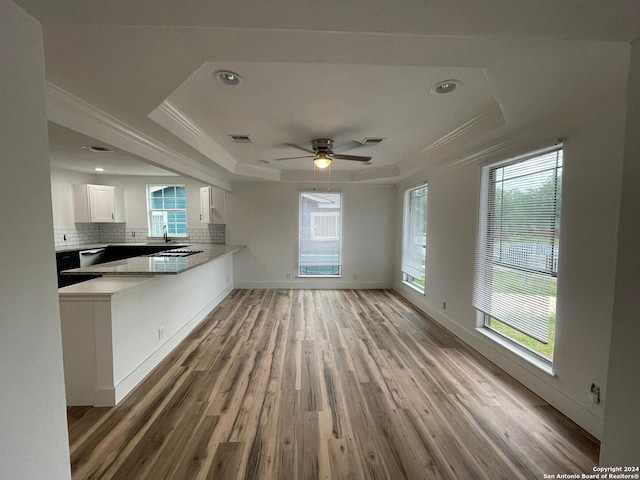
[420,102,505,157]
[398,102,507,175]
[349,164,400,182]
[280,169,352,182]
[45,82,231,191]
[149,101,238,173]
[235,163,281,181]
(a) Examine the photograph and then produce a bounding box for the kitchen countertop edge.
[61,244,245,276]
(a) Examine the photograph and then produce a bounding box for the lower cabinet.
[59,253,233,406]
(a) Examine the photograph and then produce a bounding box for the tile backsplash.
[54,223,226,248]
[53,225,101,247]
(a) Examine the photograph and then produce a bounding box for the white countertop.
[58,276,155,296]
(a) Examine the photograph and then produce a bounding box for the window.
[299,192,342,276]
[147,185,188,237]
[402,184,428,292]
[473,147,562,361]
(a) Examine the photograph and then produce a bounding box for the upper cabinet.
[200,186,226,224]
[73,184,125,223]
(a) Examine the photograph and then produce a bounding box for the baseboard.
[108,284,233,405]
[393,282,604,440]
[234,280,393,290]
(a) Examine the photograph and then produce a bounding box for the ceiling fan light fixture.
[313,154,332,169]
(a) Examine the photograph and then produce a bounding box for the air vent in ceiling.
[362,137,385,146]
[228,134,252,144]
[81,145,113,153]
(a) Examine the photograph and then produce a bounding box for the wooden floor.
[67,289,599,480]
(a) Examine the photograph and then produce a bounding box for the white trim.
[234,280,392,289]
[402,279,425,295]
[149,101,238,173]
[418,102,506,157]
[235,163,282,181]
[104,284,232,406]
[45,82,231,191]
[477,326,554,376]
[350,164,401,182]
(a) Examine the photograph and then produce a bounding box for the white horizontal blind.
[299,192,342,276]
[473,148,562,344]
[402,185,428,280]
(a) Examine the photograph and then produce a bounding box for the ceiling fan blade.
[333,153,372,162]
[283,143,316,154]
[273,155,314,161]
[333,140,363,153]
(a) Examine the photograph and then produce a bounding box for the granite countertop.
[55,243,109,253]
[61,244,245,276]
[55,242,161,253]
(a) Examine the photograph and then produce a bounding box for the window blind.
[473,148,562,344]
[299,192,342,276]
[402,185,428,280]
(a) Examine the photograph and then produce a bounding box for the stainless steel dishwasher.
[79,248,106,267]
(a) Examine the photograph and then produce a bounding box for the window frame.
[146,184,188,238]
[401,183,428,293]
[473,145,563,362]
[298,191,343,278]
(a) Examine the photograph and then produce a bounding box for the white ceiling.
[48,123,177,176]
[17,0,640,184]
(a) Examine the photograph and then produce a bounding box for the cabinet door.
[89,185,115,222]
[200,186,211,224]
[210,187,226,224]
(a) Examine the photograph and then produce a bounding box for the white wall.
[0,2,71,478]
[228,182,396,288]
[600,40,640,465]
[394,104,626,439]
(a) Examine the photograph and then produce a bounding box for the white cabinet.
[73,184,125,223]
[200,186,226,224]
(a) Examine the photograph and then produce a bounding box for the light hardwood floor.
[67,289,599,479]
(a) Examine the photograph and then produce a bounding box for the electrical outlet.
[442,301,447,310]
[158,327,164,341]
[353,273,358,280]
[226,275,229,284]
[286,273,291,279]
[590,383,601,404]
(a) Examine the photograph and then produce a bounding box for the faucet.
[162,225,170,243]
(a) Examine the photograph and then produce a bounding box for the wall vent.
[228,134,252,143]
[362,137,385,145]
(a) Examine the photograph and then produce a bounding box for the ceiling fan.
[273,138,371,168]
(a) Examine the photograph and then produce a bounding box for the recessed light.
[81,145,113,153]
[94,167,104,172]
[430,79,460,95]
[215,70,242,86]
[258,160,270,164]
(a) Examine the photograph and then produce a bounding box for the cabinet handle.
[200,214,203,220]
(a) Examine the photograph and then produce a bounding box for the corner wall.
[600,39,640,465]
[0,2,71,478]
[394,104,626,439]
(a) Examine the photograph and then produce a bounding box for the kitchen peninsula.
[58,244,244,407]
